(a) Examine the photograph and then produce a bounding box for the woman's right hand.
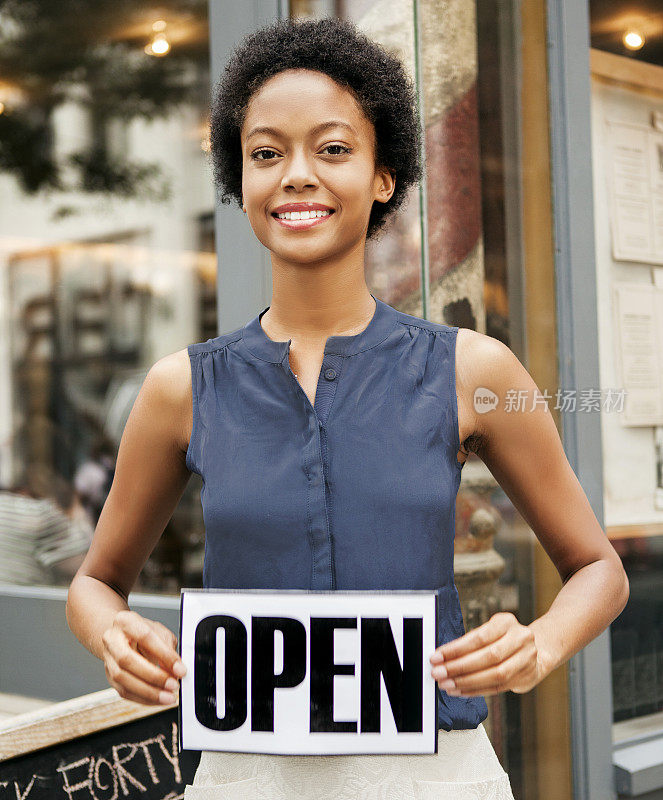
[101,609,187,706]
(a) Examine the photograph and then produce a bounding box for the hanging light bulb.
[623,28,645,50]
[145,20,171,57]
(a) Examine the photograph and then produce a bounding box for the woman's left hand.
[430,612,552,697]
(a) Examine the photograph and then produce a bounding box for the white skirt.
[183,723,515,799]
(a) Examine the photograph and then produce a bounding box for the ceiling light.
[623,29,645,50]
[145,20,171,57]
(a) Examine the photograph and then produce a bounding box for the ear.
[374,166,396,205]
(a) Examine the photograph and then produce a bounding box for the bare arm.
[470,331,629,671]
[66,348,193,704]
[431,329,629,695]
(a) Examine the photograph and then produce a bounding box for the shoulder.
[455,327,517,379]
[390,312,520,398]
[140,348,192,453]
[455,327,529,450]
[145,347,192,400]
[187,328,244,356]
[392,309,449,336]
[392,309,512,371]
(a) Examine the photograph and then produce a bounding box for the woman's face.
[239,68,395,266]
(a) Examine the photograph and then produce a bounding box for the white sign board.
[178,589,438,755]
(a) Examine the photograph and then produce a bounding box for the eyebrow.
[244,119,358,142]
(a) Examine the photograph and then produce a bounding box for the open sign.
[178,589,438,755]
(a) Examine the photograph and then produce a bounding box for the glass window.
[610,534,663,722]
[0,1,212,594]
[589,11,663,731]
[290,0,426,310]
[287,2,554,798]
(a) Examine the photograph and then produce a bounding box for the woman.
[66,16,629,799]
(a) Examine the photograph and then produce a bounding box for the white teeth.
[275,209,331,220]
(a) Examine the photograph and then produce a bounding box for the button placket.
[284,348,343,591]
[314,353,343,426]
[279,343,345,591]
[303,407,333,589]
[312,352,344,590]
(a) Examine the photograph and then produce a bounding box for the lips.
[271,202,335,214]
[270,202,336,231]
[271,209,335,230]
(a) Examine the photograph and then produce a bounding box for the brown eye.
[322,144,351,155]
[251,149,279,161]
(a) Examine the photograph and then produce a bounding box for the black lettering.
[251,617,306,731]
[360,617,423,733]
[194,615,247,731]
[310,617,357,733]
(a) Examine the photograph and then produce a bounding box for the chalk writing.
[0,707,199,799]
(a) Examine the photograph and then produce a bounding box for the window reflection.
[290,0,425,313]
[0,1,212,593]
[289,1,533,797]
[611,535,663,721]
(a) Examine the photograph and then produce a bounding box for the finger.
[437,644,535,696]
[146,624,180,673]
[112,685,164,706]
[106,627,178,690]
[431,626,527,681]
[117,637,181,691]
[430,613,516,664]
[138,639,184,680]
[140,639,171,674]
[152,620,178,650]
[118,614,186,678]
[106,653,179,705]
[450,660,538,697]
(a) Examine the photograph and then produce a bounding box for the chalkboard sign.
[0,688,200,799]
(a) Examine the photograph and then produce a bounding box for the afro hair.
[209,16,423,240]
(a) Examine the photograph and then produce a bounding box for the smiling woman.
[209,17,422,242]
[238,67,397,268]
[171,16,519,798]
[63,12,628,800]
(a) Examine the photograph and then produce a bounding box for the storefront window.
[291,0,426,309]
[610,534,663,722]
[287,2,551,798]
[589,24,663,730]
[0,1,213,594]
[2,3,655,793]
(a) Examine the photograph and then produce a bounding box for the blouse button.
[324,368,337,381]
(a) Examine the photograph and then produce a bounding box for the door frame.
[545,1,616,798]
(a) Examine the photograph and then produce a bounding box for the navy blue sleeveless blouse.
[186,293,488,732]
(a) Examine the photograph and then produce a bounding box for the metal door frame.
[545,1,616,798]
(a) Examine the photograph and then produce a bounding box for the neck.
[261,250,376,344]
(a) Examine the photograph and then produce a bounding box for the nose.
[281,147,318,192]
